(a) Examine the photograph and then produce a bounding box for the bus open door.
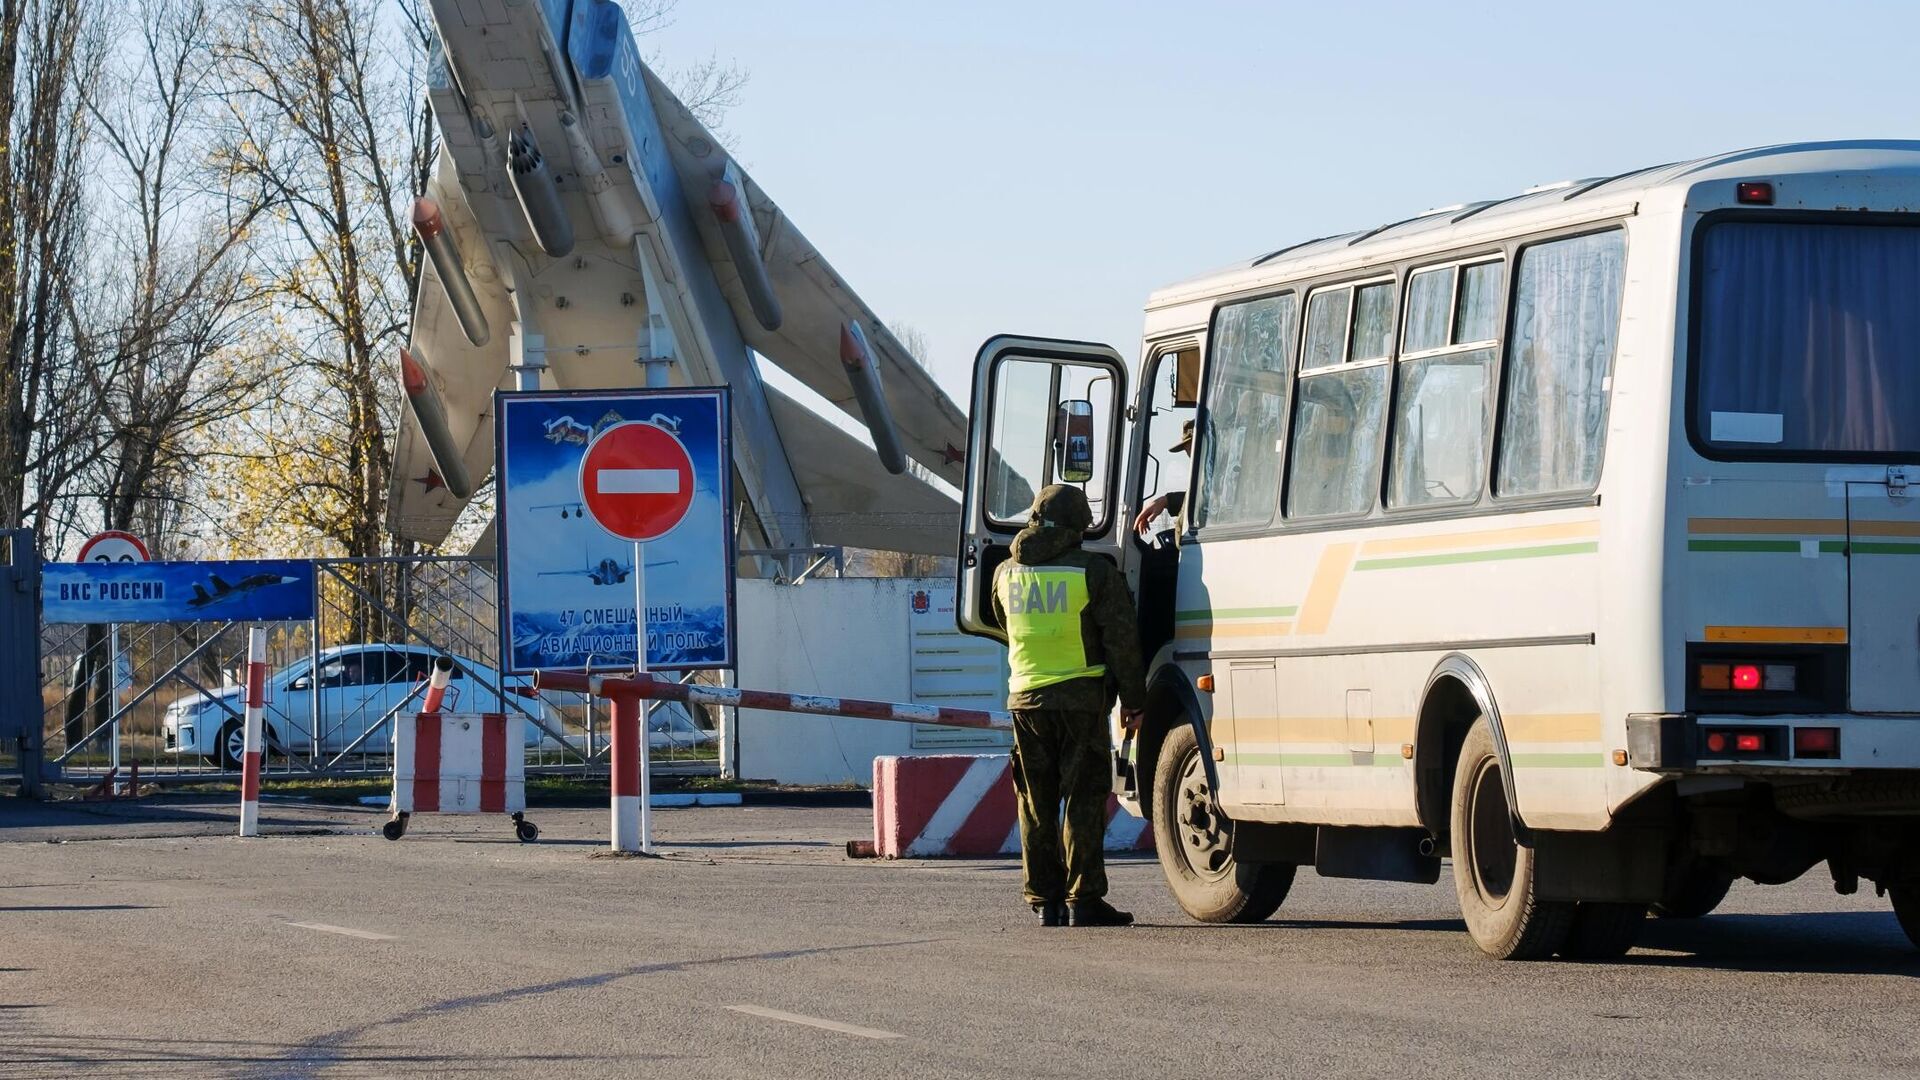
[954,336,1129,641]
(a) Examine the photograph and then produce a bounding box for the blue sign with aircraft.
[494,388,735,675]
[41,560,314,624]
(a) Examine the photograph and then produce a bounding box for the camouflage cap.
[1028,484,1092,532]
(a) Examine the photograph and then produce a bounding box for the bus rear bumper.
[1628,712,1920,774]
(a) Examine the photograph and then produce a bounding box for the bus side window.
[1195,294,1296,530]
[1495,231,1627,497]
[1388,259,1504,508]
[1286,280,1394,519]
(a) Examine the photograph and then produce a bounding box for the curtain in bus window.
[1496,231,1626,497]
[1697,222,1920,455]
[1286,365,1390,517]
[1389,348,1493,507]
[1197,294,1296,529]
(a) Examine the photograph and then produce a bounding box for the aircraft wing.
[390,154,516,547]
[763,389,957,557]
[645,69,969,490]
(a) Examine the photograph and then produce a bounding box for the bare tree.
[0,0,107,550]
[212,0,424,563]
[79,0,274,548]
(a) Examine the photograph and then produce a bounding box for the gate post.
[1,530,46,798]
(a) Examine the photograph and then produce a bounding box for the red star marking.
[942,443,965,466]
[414,469,446,493]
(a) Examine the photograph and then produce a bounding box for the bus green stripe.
[1351,541,1598,572]
[1852,541,1920,555]
[1688,539,1802,553]
[1510,752,1606,768]
[1228,750,1597,768]
[1175,605,1298,621]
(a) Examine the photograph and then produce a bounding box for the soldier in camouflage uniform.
[992,485,1149,927]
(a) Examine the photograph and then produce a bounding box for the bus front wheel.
[1150,724,1294,923]
[1449,717,1574,959]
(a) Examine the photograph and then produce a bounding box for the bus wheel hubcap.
[1177,751,1232,877]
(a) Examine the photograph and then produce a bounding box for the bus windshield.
[1695,219,1920,457]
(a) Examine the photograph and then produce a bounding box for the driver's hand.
[1120,708,1146,733]
[1132,495,1169,535]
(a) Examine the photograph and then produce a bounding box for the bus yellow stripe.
[1295,543,1356,635]
[1358,519,1599,557]
[1704,625,1847,644]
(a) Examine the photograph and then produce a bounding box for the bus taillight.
[1736,181,1775,204]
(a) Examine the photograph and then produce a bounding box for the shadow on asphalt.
[0,1032,645,1079]
[1629,910,1919,975]
[0,904,155,913]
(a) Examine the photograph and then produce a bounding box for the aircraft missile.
[507,122,574,257]
[559,110,637,245]
[411,198,490,347]
[398,346,475,499]
[707,163,782,331]
[839,321,907,475]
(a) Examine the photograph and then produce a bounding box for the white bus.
[955,141,1920,960]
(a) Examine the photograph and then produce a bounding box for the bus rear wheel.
[1151,724,1294,923]
[1449,717,1574,960]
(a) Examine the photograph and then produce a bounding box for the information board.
[495,388,735,674]
[41,560,314,624]
[907,587,1012,750]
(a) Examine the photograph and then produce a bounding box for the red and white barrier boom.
[534,670,1013,732]
[238,627,267,837]
[533,670,1016,852]
[420,654,454,714]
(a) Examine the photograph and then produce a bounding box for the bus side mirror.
[1055,399,1096,483]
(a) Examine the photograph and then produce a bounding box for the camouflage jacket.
[991,525,1149,714]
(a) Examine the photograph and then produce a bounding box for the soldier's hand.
[1120,708,1145,733]
[1131,494,1169,535]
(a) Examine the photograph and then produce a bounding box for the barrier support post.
[609,692,642,852]
[238,626,267,837]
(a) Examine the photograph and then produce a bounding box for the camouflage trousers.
[1010,708,1111,905]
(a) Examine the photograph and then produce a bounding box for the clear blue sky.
[648,0,1918,402]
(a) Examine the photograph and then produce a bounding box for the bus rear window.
[1696,220,1920,457]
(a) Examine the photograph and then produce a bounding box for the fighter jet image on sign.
[392,0,968,560]
[186,572,295,610]
[539,555,631,585]
[535,553,680,586]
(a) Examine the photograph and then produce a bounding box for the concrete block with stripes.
[392,713,526,815]
[872,754,1153,858]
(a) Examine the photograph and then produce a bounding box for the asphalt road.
[2,797,1916,1079]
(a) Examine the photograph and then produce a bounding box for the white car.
[163,644,563,771]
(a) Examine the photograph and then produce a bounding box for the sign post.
[77,531,149,793]
[580,421,698,854]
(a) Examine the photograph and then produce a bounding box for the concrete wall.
[735,577,1009,786]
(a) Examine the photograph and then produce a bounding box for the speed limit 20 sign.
[77,531,150,564]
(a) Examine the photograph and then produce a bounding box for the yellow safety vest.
[1002,564,1106,692]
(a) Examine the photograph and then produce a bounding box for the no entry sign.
[580,422,695,542]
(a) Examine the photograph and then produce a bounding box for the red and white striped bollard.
[238,627,267,837]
